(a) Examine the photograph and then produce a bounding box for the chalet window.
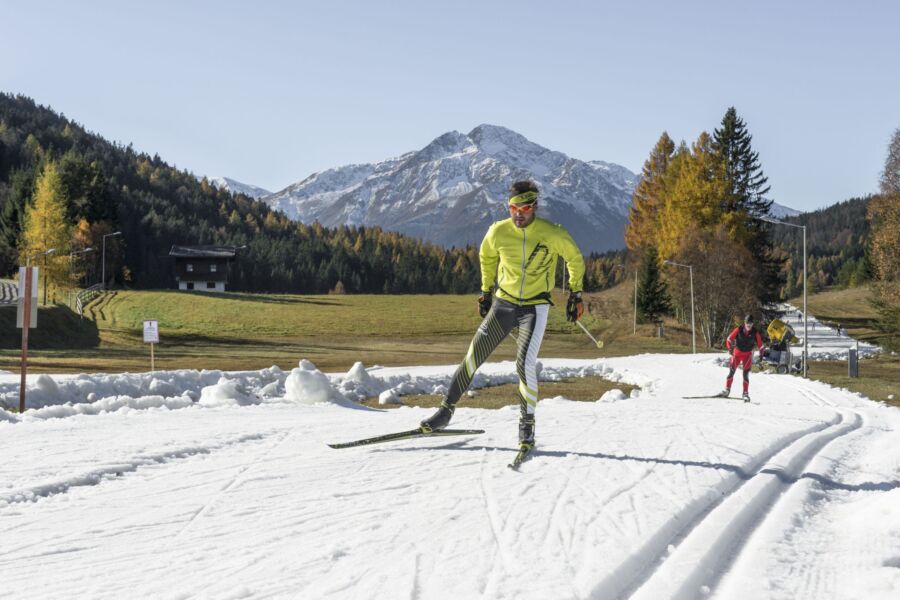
[187,282,194,290]
[210,264,217,273]
[187,263,193,272]
[207,282,216,289]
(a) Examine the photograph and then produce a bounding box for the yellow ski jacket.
[480,217,585,305]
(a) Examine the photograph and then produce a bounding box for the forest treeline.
[769,197,871,295]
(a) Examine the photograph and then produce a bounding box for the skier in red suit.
[718,314,764,402]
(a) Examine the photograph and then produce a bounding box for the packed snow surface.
[779,304,880,360]
[1,348,898,599]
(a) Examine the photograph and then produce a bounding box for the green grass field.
[2,284,893,407]
[0,284,693,374]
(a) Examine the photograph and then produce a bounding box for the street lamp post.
[69,247,94,285]
[761,216,808,377]
[26,248,56,306]
[664,260,696,354]
[102,232,122,290]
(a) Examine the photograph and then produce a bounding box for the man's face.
[509,201,537,228]
[744,320,753,331]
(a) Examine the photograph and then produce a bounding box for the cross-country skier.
[718,314,764,402]
[419,180,586,452]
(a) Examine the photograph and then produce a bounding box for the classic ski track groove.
[626,407,863,600]
[0,432,273,507]
[715,412,878,599]
[583,405,851,600]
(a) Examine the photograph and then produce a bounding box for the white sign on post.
[143,320,159,373]
[143,320,159,343]
[16,266,39,328]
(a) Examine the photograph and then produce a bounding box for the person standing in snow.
[718,314,764,402]
[419,180,586,451]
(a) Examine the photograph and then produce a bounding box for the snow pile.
[0,366,289,413]
[599,389,626,402]
[378,389,401,405]
[0,358,645,422]
[199,377,257,407]
[284,360,347,405]
[337,361,387,400]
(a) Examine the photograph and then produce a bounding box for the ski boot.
[420,400,455,433]
[715,389,730,398]
[518,416,535,447]
[742,392,751,403]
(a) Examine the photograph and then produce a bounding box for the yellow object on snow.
[767,319,800,345]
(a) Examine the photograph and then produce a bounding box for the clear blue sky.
[3,0,898,211]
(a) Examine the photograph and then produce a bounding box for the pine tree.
[21,161,71,302]
[636,245,671,323]
[712,107,781,306]
[713,107,771,217]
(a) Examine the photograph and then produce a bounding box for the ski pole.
[575,320,604,349]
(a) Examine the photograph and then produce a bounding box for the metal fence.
[0,279,17,305]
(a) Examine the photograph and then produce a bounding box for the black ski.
[508,444,535,470]
[328,427,484,449]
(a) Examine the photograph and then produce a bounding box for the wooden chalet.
[168,245,238,292]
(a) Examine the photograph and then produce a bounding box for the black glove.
[566,292,583,322]
[477,292,492,317]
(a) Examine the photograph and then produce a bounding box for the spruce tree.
[636,245,671,323]
[713,107,772,217]
[713,107,781,305]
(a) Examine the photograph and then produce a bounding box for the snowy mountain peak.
[418,130,476,161]
[207,176,271,200]
[261,127,639,253]
[769,202,803,218]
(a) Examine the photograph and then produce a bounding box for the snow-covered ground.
[780,305,880,361]
[1,349,898,599]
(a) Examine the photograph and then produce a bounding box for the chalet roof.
[168,245,238,259]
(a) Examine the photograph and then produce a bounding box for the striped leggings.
[445,299,549,420]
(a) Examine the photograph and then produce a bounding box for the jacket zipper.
[518,228,527,304]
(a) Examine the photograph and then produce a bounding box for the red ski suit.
[725,325,764,393]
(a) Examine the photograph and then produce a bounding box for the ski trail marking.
[715,411,878,599]
[0,432,270,507]
[628,409,862,600]
[583,409,845,600]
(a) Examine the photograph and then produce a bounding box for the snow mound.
[339,361,387,399]
[599,389,626,402]
[199,378,258,407]
[285,360,347,405]
[378,389,401,405]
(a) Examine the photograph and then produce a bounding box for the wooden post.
[19,266,32,413]
[150,342,155,373]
